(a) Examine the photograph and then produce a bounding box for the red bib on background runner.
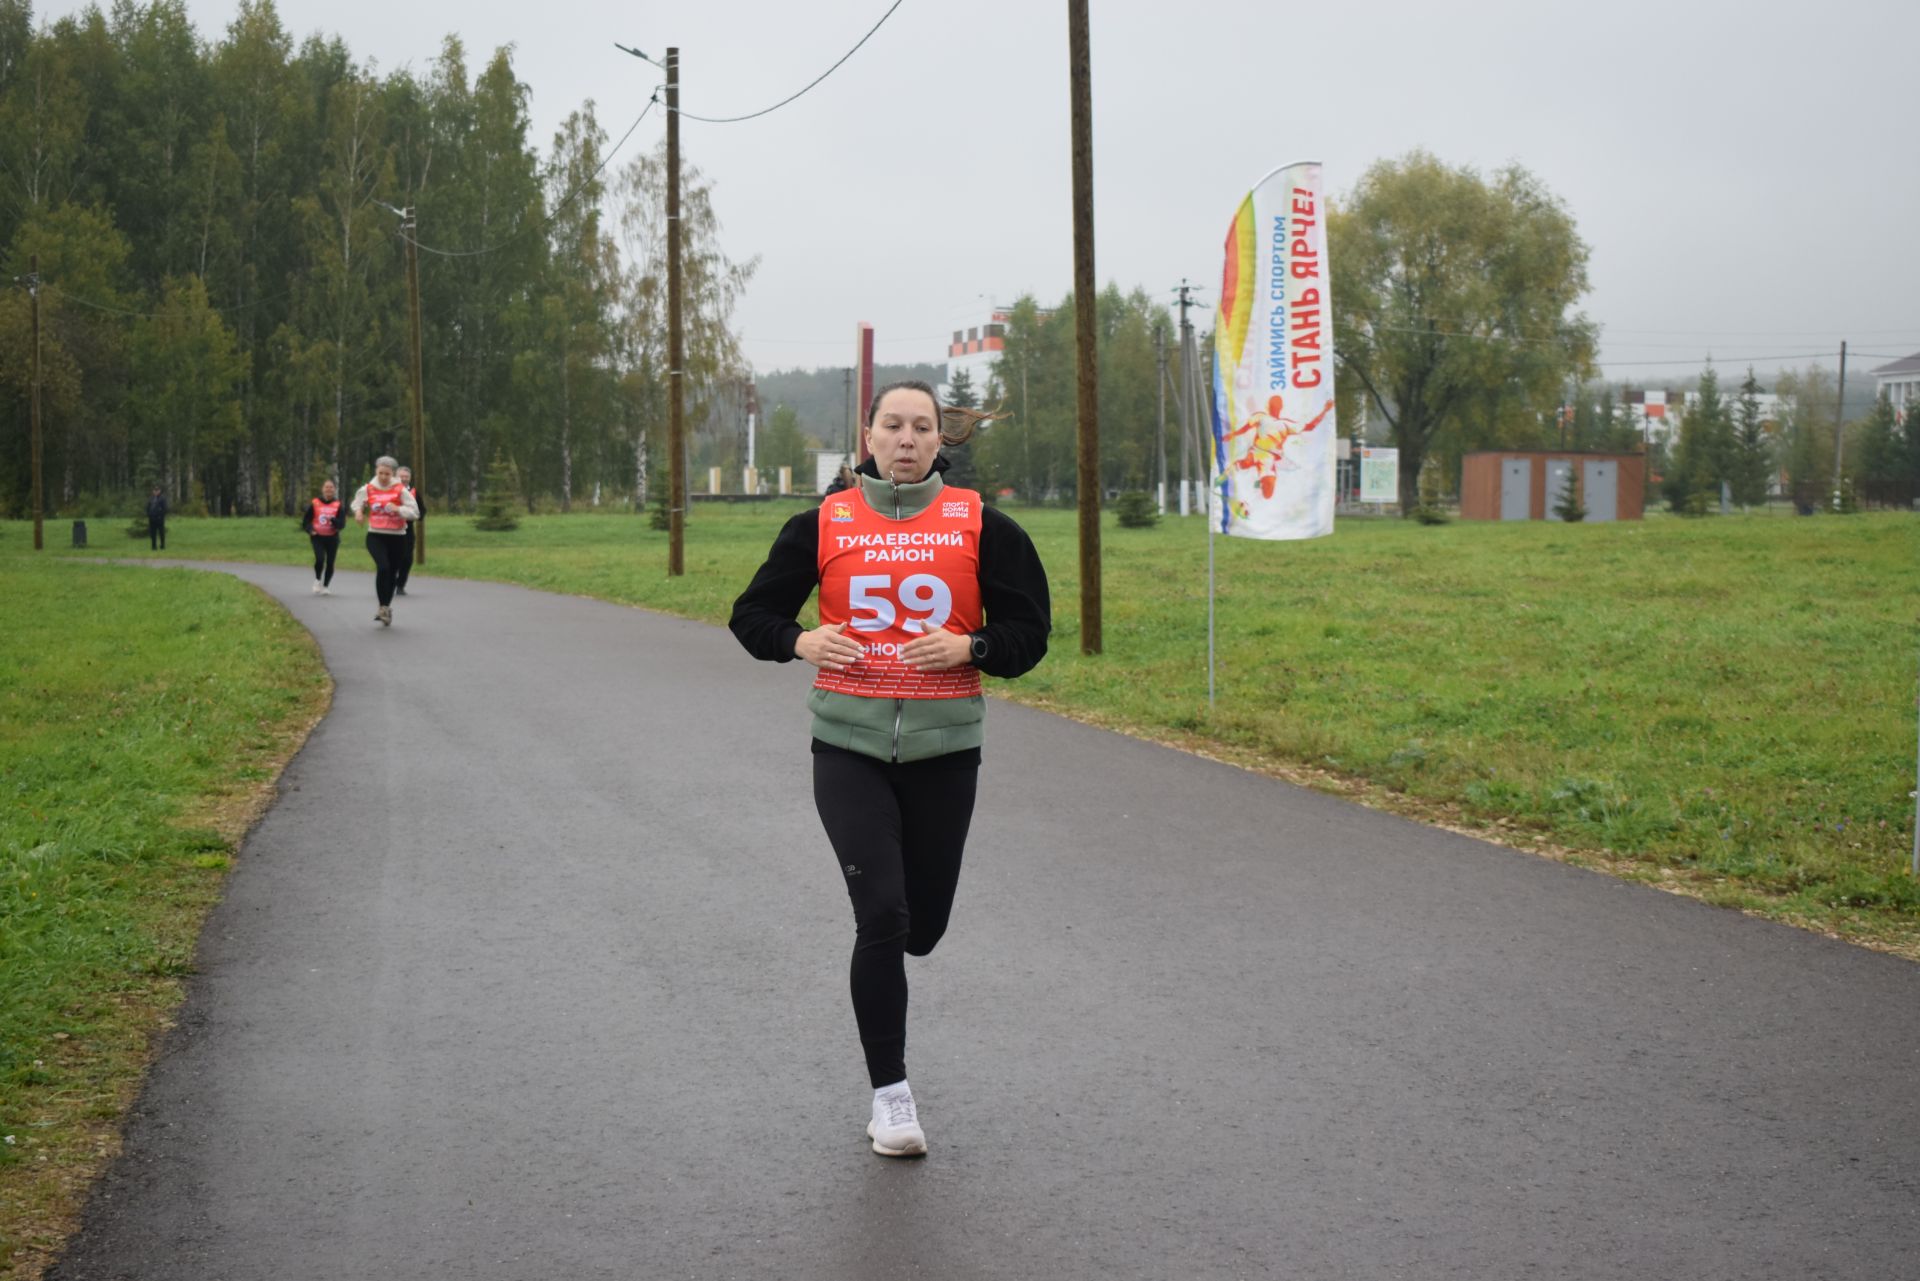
[311,498,341,536]
[365,483,406,532]
[814,487,984,700]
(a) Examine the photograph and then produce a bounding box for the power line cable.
[1592,351,1857,368]
[1358,323,1911,370]
[402,95,660,259]
[744,331,951,346]
[1368,315,1920,349]
[42,283,295,319]
[668,0,907,124]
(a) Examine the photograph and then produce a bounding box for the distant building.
[1621,389,1679,446]
[1680,387,1783,424]
[1872,351,1920,422]
[947,311,1010,398]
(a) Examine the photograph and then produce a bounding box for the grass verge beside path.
[0,555,329,1281]
[18,507,1920,956]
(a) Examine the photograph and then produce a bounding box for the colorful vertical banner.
[1212,161,1336,540]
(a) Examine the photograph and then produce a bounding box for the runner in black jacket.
[299,479,344,594]
[395,466,423,595]
[730,379,1050,1158]
[145,487,168,550]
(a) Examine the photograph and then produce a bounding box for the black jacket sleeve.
[974,505,1051,679]
[299,502,313,533]
[728,510,819,662]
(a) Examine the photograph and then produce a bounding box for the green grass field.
[0,554,328,1278]
[0,503,1914,1274]
[17,503,1917,950]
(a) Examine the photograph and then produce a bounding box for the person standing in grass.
[301,479,344,595]
[729,380,1051,1159]
[145,486,168,550]
[351,456,417,628]
[394,465,423,596]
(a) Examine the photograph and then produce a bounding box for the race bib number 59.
[847,573,953,634]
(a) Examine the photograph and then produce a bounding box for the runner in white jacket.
[350,455,419,627]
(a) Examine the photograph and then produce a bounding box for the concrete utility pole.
[1175,281,1200,515]
[402,207,427,564]
[1155,322,1168,514]
[1832,340,1848,511]
[1185,320,1209,513]
[28,253,42,551]
[1068,0,1100,655]
[666,46,686,576]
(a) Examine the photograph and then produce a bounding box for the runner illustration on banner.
[1212,159,1337,541]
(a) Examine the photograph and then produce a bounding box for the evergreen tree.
[1729,368,1772,508]
[1695,363,1733,496]
[1114,489,1158,528]
[942,365,982,492]
[1552,465,1586,521]
[1666,365,1729,514]
[759,404,813,481]
[471,450,519,530]
[1777,365,1835,512]
[1852,393,1910,508]
[647,454,671,531]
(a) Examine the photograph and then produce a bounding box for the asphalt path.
[49,560,1920,1280]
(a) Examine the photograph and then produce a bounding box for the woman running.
[394,465,423,596]
[729,380,1051,1158]
[350,456,418,627]
[301,479,344,595]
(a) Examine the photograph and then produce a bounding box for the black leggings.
[310,534,340,585]
[812,743,980,1088]
[394,528,415,590]
[365,533,406,605]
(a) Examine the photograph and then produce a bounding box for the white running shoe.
[376,606,392,627]
[867,1084,927,1157]
[320,586,331,596]
[311,581,322,595]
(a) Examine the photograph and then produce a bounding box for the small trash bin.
[71,520,87,547]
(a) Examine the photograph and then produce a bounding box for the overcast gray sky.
[40,0,1920,384]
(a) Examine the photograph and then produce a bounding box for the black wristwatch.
[969,632,989,664]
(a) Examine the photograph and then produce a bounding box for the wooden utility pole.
[1832,339,1848,511]
[666,46,686,577]
[402,206,427,564]
[1068,0,1101,655]
[28,254,42,551]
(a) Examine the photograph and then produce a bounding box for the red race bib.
[813,488,984,700]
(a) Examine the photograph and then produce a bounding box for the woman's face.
[865,389,939,483]
[322,482,336,500]
[374,463,394,485]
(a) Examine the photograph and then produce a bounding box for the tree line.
[6,13,1906,527]
[0,0,753,520]
[1663,363,1920,513]
[962,154,1601,510]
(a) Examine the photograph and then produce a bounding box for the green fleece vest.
[808,469,987,762]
